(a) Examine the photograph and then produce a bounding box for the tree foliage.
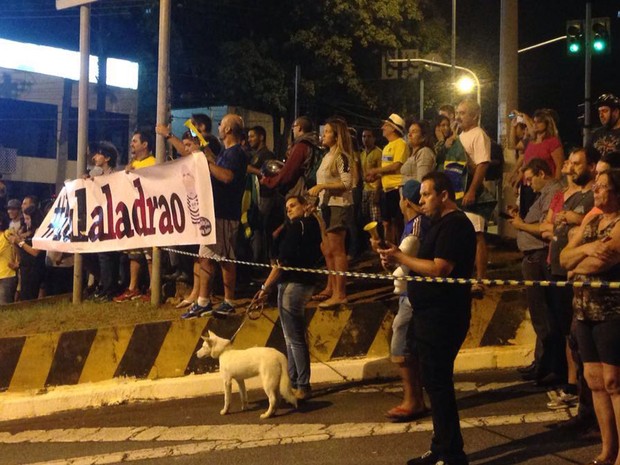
[165,0,449,130]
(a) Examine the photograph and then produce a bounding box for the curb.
[0,344,533,422]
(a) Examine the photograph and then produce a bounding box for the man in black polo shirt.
[379,171,476,465]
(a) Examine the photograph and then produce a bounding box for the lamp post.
[388,57,481,106]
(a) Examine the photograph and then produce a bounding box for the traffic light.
[592,17,611,54]
[566,20,584,55]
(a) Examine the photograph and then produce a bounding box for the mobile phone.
[499,211,513,220]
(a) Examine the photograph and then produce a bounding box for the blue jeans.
[277,282,314,389]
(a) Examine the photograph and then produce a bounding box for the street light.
[387,57,481,106]
[456,76,476,95]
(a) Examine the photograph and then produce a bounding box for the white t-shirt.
[458,126,491,171]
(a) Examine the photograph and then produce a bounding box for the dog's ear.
[200,335,208,341]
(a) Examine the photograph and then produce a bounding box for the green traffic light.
[569,42,581,53]
[593,39,606,52]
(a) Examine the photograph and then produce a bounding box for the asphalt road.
[0,370,599,465]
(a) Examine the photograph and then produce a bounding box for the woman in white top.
[401,120,436,184]
[308,118,355,308]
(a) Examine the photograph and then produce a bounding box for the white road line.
[8,410,576,465]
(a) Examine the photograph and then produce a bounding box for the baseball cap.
[402,179,421,204]
[7,199,20,210]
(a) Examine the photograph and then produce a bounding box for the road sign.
[381,49,419,80]
[56,0,97,10]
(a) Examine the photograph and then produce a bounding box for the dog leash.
[229,295,265,343]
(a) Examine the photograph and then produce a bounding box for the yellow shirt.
[0,232,16,280]
[360,146,382,191]
[131,155,156,170]
[381,138,408,191]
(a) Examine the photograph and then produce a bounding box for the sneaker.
[547,389,579,410]
[140,291,152,303]
[213,301,235,317]
[113,288,141,303]
[181,301,212,319]
[94,293,113,303]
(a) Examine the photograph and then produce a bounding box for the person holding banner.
[114,130,156,303]
[183,114,249,319]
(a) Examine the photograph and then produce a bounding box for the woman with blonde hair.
[308,117,355,308]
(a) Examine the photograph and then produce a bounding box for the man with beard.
[587,93,620,160]
[544,148,599,435]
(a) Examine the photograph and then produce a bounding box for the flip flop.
[175,299,193,309]
[318,298,348,309]
[311,292,331,302]
[384,406,430,422]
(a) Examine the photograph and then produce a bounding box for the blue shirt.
[211,144,248,220]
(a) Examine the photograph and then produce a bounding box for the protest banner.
[33,152,215,253]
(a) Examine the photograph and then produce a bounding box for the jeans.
[0,276,17,304]
[522,250,565,378]
[278,281,314,389]
[98,252,120,296]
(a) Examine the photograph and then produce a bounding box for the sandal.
[318,298,348,309]
[385,406,430,422]
[311,292,331,302]
[471,283,486,300]
[175,299,193,309]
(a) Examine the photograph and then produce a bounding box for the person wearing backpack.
[260,116,321,198]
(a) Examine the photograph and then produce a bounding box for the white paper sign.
[33,153,216,253]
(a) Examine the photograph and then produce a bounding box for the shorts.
[391,295,414,363]
[362,190,381,223]
[321,205,353,233]
[574,319,620,365]
[199,218,239,260]
[127,248,152,261]
[381,189,402,222]
[464,211,485,233]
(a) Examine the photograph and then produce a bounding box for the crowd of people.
[2,91,620,465]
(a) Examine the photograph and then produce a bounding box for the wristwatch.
[18,241,25,248]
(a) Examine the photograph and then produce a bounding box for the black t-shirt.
[407,210,476,310]
[277,214,322,285]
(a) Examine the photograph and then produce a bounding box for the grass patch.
[0,296,182,338]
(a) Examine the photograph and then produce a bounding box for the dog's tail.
[279,354,298,408]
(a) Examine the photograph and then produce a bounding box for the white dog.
[196,331,297,419]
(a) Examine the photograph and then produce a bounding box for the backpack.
[301,141,324,189]
[485,140,504,181]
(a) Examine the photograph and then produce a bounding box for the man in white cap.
[367,113,409,245]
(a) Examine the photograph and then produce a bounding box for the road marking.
[6,410,576,465]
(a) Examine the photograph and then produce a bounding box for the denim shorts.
[391,294,414,362]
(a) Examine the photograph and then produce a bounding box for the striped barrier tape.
[162,247,620,290]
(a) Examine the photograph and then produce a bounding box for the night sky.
[1,0,618,146]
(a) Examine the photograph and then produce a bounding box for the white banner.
[33,153,216,253]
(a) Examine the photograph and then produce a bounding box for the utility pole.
[73,3,91,303]
[151,0,171,305]
[583,2,592,145]
[497,0,518,238]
